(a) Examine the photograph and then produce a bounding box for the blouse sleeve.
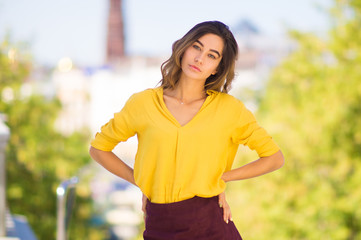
[231,102,279,157]
[90,95,138,151]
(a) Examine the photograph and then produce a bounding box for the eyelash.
[192,44,217,59]
[193,44,201,50]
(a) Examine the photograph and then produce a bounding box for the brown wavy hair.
[160,21,238,93]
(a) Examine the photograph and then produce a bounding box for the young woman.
[89,21,284,239]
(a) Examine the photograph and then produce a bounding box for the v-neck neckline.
[156,87,216,128]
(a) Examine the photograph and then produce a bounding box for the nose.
[195,53,204,64]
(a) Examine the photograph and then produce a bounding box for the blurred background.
[1,0,360,239]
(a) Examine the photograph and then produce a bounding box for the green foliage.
[0,39,102,239]
[228,0,361,239]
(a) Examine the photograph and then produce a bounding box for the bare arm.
[89,146,136,185]
[222,150,284,182]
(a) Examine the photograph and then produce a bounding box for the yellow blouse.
[91,87,279,203]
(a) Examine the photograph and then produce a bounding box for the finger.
[218,194,224,208]
[140,194,147,224]
[225,202,233,222]
[142,194,147,211]
[223,206,228,223]
[225,205,231,223]
[220,200,227,223]
[142,201,146,213]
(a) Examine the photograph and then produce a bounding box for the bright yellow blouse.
[91,87,279,203]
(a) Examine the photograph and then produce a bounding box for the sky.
[0,0,333,67]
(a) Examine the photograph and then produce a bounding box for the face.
[180,33,224,82]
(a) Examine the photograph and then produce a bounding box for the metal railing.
[56,177,78,240]
[0,118,10,237]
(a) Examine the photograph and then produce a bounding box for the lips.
[189,64,201,72]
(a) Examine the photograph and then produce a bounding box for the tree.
[0,38,106,239]
[227,0,361,239]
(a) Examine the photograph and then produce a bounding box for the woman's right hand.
[142,193,148,221]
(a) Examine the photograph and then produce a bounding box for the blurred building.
[52,61,90,135]
[106,0,125,63]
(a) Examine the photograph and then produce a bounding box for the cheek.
[180,50,191,66]
[212,61,221,73]
[180,56,187,70]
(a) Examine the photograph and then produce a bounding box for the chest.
[163,98,205,127]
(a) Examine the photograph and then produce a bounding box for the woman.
[90,21,284,240]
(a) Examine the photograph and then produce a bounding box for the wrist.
[221,172,229,183]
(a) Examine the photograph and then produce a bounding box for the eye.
[192,44,201,50]
[208,54,216,59]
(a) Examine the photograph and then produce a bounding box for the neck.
[174,78,206,103]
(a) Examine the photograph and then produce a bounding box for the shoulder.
[212,91,246,110]
[126,87,158,105]
[129,88,156,100]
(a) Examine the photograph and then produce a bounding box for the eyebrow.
[196,40,221,58]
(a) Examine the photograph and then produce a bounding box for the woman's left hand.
[218,191,232,224]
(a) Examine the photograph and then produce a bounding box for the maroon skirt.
[143,196,242,240]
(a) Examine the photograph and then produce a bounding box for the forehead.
[196,33,224,53]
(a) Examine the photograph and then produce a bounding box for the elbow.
[89,146,111,165]
[264,150,284,171]
[275,150,285,170]
[89,146,95,158]
[89,146,100,162]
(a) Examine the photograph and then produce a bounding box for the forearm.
[89,146,136,185]
[222,150,284,182]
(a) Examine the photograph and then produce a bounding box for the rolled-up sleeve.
[231,104,279,157]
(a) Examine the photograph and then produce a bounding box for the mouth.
[189,64,201,72]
